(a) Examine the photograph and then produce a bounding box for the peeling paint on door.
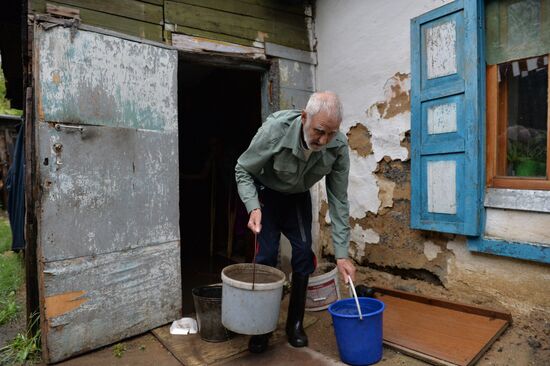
[37,25,177,131]
[35,24,180,363]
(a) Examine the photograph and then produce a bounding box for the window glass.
[497,55,548,177]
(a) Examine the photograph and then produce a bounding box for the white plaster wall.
[313,0,550,316]
[315,0,451,131]
[315,0,451,221]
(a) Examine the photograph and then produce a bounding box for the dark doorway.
[178,60,263,314]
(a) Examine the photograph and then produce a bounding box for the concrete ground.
[39,299,547,366]
[28,268,548,365]
[54,310,417,366]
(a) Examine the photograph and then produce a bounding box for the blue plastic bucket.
[328,297,385,365]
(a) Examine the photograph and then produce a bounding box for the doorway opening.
[178,59,263,313]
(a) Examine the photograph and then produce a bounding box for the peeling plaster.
[347,123,372,157]
[351,223,380,245]
[423,240,442,261]
[377,177,395,209]
[347,150,380,218]
[365,109,410,163]
[314,0,550,324]
[374,72,411,119]
[350,223,380,259]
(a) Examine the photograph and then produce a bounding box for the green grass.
[0,216,24,326]
[0,216,11,253]
[0,61,22,117]
[0,312,41,365]
[113,342,126,358]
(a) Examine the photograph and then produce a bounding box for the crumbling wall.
[314,0,550,320]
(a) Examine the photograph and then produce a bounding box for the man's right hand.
[248,209,262,234]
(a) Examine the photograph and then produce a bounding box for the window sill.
[468,236,550,264]
[484,188,550,213]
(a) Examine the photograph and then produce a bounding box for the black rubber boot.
[286,273,309,347]
[248,333,270,353]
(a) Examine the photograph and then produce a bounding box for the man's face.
[301,110,340,151]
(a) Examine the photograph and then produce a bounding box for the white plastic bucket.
[305,262,340,311]
[221,263,286,335]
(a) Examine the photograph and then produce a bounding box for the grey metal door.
[34,22,180,363]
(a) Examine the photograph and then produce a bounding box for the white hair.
[304,91,343,123]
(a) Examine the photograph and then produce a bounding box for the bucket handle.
[348,276,363,320]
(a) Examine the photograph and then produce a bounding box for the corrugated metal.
[35,24,180,363]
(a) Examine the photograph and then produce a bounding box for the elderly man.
[235,91,356,353]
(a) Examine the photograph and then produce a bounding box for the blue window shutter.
[410,0,483,236]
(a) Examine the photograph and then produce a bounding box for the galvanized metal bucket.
[221,263,286,335]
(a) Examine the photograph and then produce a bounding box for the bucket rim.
[328,297,385,318]
[309,262,338,281]
[221,263,286,291]
[192,285,222,299]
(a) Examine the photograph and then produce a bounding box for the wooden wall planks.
[165,1,311,51]
[29,0,312,51]
[31,0,164,42]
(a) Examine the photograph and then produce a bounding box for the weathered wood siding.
[165,0,312,51]
[30,0,312,51]
[35,25,180,363]
[31,0,164,42]
[277,57,315,109]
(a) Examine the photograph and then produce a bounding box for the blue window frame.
[410,0,550,264]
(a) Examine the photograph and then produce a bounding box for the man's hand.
[248,208,262,234]
[336,258,356,284]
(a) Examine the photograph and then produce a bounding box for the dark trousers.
[256,185,315,276]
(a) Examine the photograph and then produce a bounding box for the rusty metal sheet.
[37,123,179,262]
[36,25,177,131]
[42,241,181,363]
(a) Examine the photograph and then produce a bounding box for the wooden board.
[34,25,181,363]
[373,287,511,366]
[152,308,317,366]
[164,1,311,51]
[32,0,163,42]
[171,33,265,59]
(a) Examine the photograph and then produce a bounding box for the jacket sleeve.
[235,122,279,213]
[325,144,351,259]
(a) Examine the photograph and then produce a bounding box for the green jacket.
[235,110,350,259]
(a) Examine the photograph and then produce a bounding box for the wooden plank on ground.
[373,287,511,366]
[152,307,317,366]
[164,1,311,51]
